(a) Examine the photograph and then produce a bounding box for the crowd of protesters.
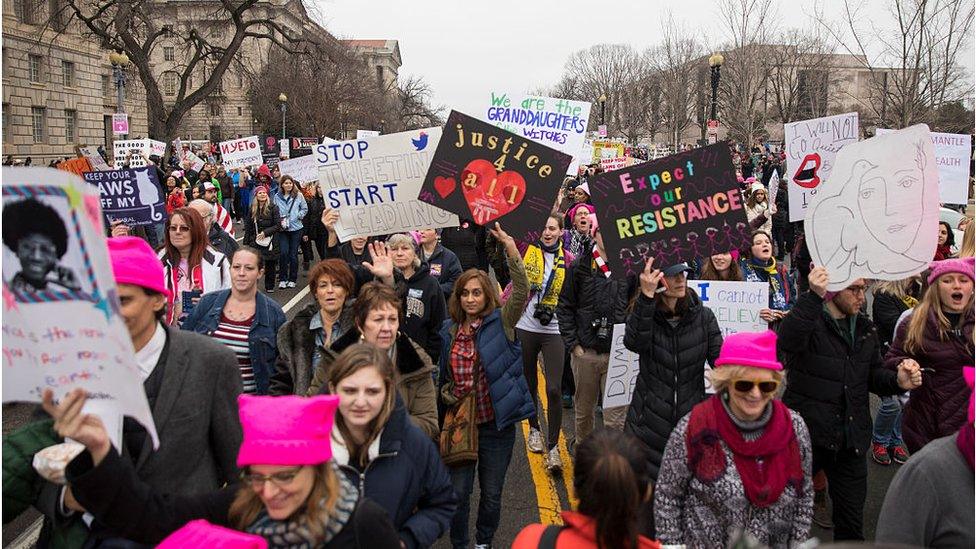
[3,139,974,549]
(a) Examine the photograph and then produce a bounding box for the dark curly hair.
[2,198,69,257]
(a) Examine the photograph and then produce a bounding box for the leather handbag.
[439,390,479,466]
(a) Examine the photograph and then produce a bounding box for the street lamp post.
[599,93,607,126]
[278,92,287,141]
[110,51,130,136]
[379,119,385,134]
[708,52,724,122]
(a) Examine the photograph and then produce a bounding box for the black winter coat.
[779,291,901,453]
[439,223,485,272]
[398,264,447,363]
[623,290,722,480]
[65,450,401,549]
[871,291,910,347]
[556,252,638,353]
[243,202,281,261]
[303,193,326,241]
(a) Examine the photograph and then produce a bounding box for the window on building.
[14,0,39,24]
[376,65,384,88]
[28,54,43,82]
[31,106,46,143]
[212,26,222,39]
[210,103,221,117]
[49,0,67,31]
[236,72,243,87]
[164,46,175,62]
[2,103,10,143]
[62,60,75,87]
[237,106,243,116]
[64,109,77,142]
[163,71,178,96]
[102,74,110,95]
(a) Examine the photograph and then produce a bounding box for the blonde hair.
[960,221,974,258]
[903,279,975,354]
[228,462,340,541]
[873,277,916,300]
[708,365,785,396]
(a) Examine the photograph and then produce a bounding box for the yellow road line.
[520,418,562,524]
[533,365,578,511]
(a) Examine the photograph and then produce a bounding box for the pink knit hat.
[253,184,270,196]
[107,236,171,299]
[157,520,267,549]
[237,395,340,467]
[964,367,974,425]
[714,330,783,371]
[927,257,975,286]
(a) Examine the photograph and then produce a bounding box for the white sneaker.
[278,281,287,289]
[527,428,545,453]
[474,545,491,549]
[287,281,296,288]
[545,446,562,472]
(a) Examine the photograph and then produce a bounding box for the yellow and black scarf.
[524,241,566,307]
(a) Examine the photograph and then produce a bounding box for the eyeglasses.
[732,379,780,394]
[845,285,868,295]
[241,467,303,491]
[169,225,191,233]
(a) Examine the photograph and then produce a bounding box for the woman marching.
[273,175,308,289]
[740,230,794,326]
[242,184,281,293]
[654,331,813,548]
[438,222,535,549]
[158,207,231,325]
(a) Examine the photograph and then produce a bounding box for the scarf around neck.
[524,241,565,307]
[246,462,359,548]
[746,256,789,310]
[686,395,804,508]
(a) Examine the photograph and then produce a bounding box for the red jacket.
[512,511,661,549]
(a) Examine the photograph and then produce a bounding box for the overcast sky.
[317,0,975,116]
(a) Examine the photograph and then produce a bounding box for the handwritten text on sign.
[316,128,458,241]
[784,112,859,222]
[603,324,638,409]
[219,136,263,169]
[877,128,972,205]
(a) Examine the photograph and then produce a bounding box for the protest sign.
[112,139,151,169]
[280,139,290,159]
[219,136,262,169]
[600,156,628,172]
[278,154,319,184]
[589,143,751,278]
[768,171,780,206]
[111,113,128,135]
[784,112,859,222]
[183,150,205,173]
[148,139,166,159]
[592,140,625,163]
[316,127,459,241]
[806,124,939,291]
[79,146,112,171]
[877,128,972,205]
[2,167,159,450]
[57,158,92,176]
[483,91,591,175]
[417,111,572,244]
[603,323,638,409]
[356,130,380,139]
[83,168,165,226]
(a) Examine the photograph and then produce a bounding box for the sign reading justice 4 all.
[589,143,751,278]
[418,111,572,244]
[219,136,263,169]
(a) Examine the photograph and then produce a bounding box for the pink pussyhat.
[157,520,267,549]
[964,367,974,425]
[237,395,339,467]
[714,330,783,371]
[107,236,171,300]
[927,257,975,286]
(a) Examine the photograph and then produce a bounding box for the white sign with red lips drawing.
[784,112,859,222]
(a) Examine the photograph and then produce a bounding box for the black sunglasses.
[732,379,780,394]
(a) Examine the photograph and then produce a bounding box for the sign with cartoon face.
[805,124,939,291]
[784,112,859,222]
[418,111,572,244]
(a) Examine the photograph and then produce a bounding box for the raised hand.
[488,222,518,258]
[320,208,339,229]
[808,266,830,298]
[638,257,664,298]
[41,388,112,465]
[362,241,394,283]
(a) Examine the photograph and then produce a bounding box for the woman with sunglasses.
[40,389,402,548]
[654,331,813,548]
[158,207,231,325]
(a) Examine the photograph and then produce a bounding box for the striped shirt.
[211,313,256,394]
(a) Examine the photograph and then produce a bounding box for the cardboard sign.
[147,139,166,159]
[417,111,572,244]
[83,168,165,226]
[112,113,128,135]
[589,143,751,278]
[806,124,939,291]
[219,136,262,169]
[2,167,159,450]
[279,140,290,159]
[316,127,459,241]
[592,140,625,163]
[277,154,319,184]
[79,147,112,171]
[602,323,638,409]
[56,158,92,176]
[784,112,859,222]
[482,91,592,175]
[877,128,972,205]
[356,130,380,139]
[112,139,151,169]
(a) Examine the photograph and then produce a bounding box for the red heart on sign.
[434,176,456,198]
[459,159,526,225]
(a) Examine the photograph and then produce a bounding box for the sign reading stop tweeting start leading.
[219,136,263,169]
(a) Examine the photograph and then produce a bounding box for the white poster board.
[877,128,972,205]
[805,124,939,291]
[784,112,859,222]
[277,154,318,184]
[183,150,205,173]
[602,280,768,405]
[112,139,150,169]
[482,91,592,176]
[2,168,159,450]
[148,139,166,159]
[316,128,459,241]
[356,130,380,139]
[79,146,112,171]
[218,136,263,169]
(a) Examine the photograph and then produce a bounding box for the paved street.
[3,237,901,547]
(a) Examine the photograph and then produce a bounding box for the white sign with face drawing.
[804,124,939,292]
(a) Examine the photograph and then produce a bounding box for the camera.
[591,317,611,344]
[534,304,555,326]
